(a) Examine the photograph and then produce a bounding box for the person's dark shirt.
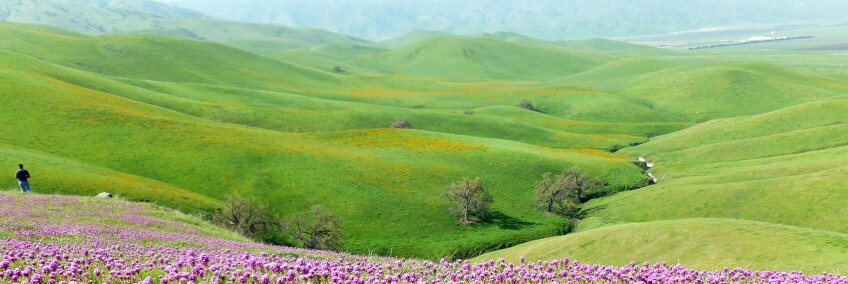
[15,169,30,182]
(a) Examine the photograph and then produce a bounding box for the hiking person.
[15,164,31,193]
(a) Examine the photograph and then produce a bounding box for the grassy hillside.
[124,18,374,56]
[350,36,615,82]
[281,36,622,82]
[376,30,454,49]
[475,218,848,273]
[480,97,848,271]
[586,98,848,232]
[560,62,848,120]
[0,23,340,90]
[0,145,219,212]
[0,22,656,258]
[1,54,637,257]
[2,17,847,272]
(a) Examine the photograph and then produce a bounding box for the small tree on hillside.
[536,173,571,213]
[535,167,605,216]
[444,177,492,224]
[213,194,280,241]
[285,205,343,251]
[534,172,560,212]
[561,166,603,203]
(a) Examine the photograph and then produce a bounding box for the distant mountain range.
[159,0,848,40]
[3,0,848,54]
[0,0,200,34]
[0,0,370,55]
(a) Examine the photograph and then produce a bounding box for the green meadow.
[477,33,848,272]
[1,18,847,272]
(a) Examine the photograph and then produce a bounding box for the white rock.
[95,192,113,198]
[648,173,658,183]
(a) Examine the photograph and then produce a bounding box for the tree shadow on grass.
[572,205,607,219]
[480,211,535,230]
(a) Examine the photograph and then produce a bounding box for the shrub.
[390,119,412,129]
[212,195,280,241]
[285,205,343,251]
[517,100,539,112]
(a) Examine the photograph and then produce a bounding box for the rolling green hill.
[287,36,622,81]
[593,97,848,232]
[0,23,340,90]
[351,36,614,81]
[122,17,374,56]
[1,49,642,257]
[2,15,847,274]
[478,96,848,272]
[0,22,656,258]
[475,218,848,273]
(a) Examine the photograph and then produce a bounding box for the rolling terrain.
[478,87,848,272]
[1,10,847,275]
[0,22,659,258]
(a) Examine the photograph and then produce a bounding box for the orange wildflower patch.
[324,130,486,152]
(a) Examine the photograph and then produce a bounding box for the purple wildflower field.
[0,193,846,284]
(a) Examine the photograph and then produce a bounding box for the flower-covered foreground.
[0,193,846,284]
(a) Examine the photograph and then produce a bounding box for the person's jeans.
[18,181,31,193]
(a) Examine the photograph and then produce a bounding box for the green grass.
[480,96,848,271]
[349,36,616,81]
[583,98,848,233]
[0,145,219,212]
[2,18,848,271]
[0,22,653,258]
[474,218,848,274]
[128,18,374,56]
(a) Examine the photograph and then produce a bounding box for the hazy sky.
[153,0,848,40]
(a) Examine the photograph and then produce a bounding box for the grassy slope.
[0,23,652,258]
[350,36,615,82]
[481,97,848,271]
[475,218,848,273]
[589,98,848,232]
[376,30,455,49]
[277,36,619,81]
[561,61,848,121]
[124,18,375,56]
[4,20,847,268]
[0,145,219,212]
[0,23,340,91]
